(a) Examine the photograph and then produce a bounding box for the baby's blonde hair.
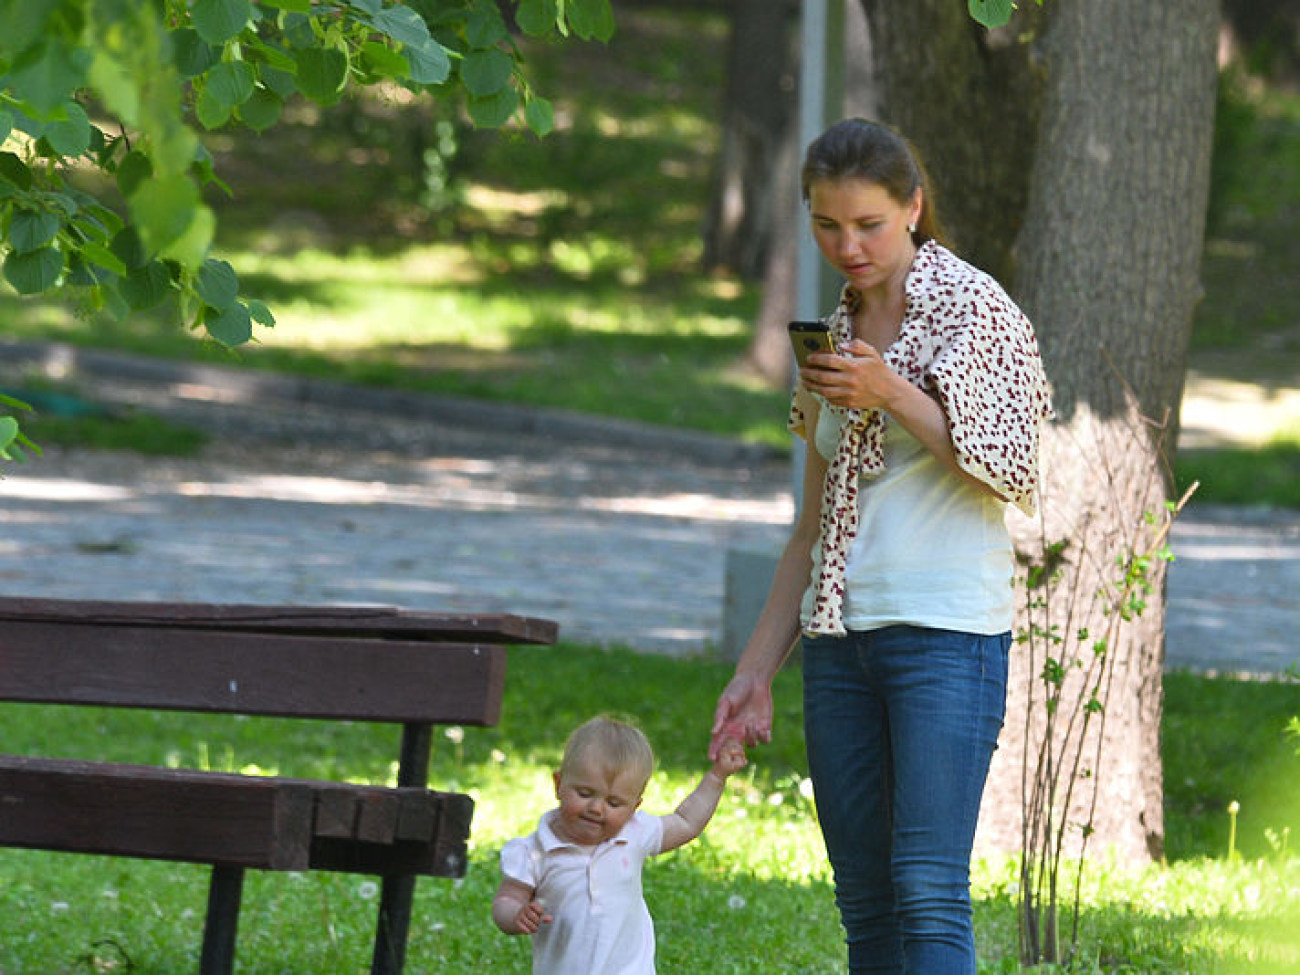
[558,715,655,791]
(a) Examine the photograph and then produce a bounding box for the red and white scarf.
[789,242,1053,636]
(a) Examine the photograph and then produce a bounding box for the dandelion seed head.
[358,881,379,900]
[727,894,746,910]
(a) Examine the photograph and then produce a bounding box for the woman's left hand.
[801,339,900,411]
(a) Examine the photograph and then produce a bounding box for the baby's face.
[551,761,645,846]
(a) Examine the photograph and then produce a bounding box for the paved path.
[1,344,1296,677]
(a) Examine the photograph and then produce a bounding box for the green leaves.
[516,0,614,41]
[0,0,612,376]
[968,0,1046,29]
[9,210,59,253]
[191,0,254,45]
[3,246,63,294]
[294,47,350,105]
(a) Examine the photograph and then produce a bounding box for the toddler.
[492,715,746,974]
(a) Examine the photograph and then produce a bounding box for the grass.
[2,9,1296,486]
[0,645,1296,973]
[1176,429,1300,510]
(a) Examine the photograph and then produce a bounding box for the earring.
[908,222,917,234]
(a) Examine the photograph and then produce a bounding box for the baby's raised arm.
[660,738,747,853]
[492,877,551,935]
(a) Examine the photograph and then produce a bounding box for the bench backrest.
[0,597,557,725]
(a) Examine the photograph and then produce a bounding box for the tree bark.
[857,0,1043,287]
[994,0,1220,863]
[742,0,874,385]
[701,0,799,279]
[851,0,1220,862]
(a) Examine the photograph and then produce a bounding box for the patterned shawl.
[789,241,1053,636]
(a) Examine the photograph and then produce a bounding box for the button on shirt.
[500,809,665,975]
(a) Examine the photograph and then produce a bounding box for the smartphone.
[788,320,837,369]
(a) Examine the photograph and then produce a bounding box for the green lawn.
[0,648,1297,972]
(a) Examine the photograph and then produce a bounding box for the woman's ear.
[552,770,562,797]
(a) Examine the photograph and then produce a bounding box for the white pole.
[792,0,845,506]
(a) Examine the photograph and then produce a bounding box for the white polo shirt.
[500,809,665,975]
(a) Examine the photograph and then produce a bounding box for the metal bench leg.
[372,873,417,975]
[201,864,244,975]
[370,722,433,975]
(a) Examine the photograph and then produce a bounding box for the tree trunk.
[701,0,799,279]
[995,0,1220,863]
[858,0,1043,286]
[742,0,874,385]
[853,0,1220,862]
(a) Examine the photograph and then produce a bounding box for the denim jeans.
[801,626,1010,974]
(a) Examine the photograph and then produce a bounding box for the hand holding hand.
[710,671,773,759]
[711,736,748,778]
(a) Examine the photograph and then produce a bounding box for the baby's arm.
[492,877,551,935]
[659,739,747,853]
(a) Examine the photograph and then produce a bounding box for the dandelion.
[767,792,784,807]
[491,748,506,763]
[444,726,465,744]
[357,881,379,900]
[727,894,746,910]
[51,901,69,914]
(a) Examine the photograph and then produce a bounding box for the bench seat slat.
[0,596,558,645]
[0,621,506,724]
[0,755,314,870]
[0,756,474,877]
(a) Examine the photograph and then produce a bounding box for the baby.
[492,715,747,974]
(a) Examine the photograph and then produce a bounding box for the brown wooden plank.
[0,755,313,870]
[0,596,558,645]
[0,621,507,724]
[314,789,360,839]
[310,792,474,878]
[394,791,438,842]
[355,791,400,844]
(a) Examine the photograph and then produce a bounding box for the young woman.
[710,118,1052,973]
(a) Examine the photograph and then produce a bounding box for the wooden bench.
[0,596,557,974]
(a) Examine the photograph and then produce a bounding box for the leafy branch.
[0,0,613,461]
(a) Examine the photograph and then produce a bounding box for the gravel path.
[1,342,1296,676]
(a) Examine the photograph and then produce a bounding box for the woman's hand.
[709,671,774,759]
[801,339,901,411]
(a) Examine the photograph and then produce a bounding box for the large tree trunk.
[853,0,1220,862]
[999,0,1220,863]
[701,0,799,279]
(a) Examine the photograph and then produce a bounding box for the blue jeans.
[802,626,1010,975]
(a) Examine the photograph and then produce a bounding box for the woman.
[709,118,1052,973]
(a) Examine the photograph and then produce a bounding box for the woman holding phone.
[710,118,1052,973]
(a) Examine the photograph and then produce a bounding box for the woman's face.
[808,177,921,294]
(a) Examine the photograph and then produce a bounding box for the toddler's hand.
[712,737,748,778]
[513,898,552,935]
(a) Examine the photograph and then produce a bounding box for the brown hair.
[801,118,946,247]
[558,715,655,790]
